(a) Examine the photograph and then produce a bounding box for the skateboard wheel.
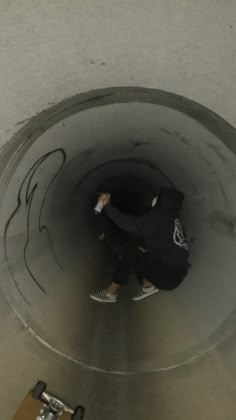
[72,405,85,419]
[31,381,47,400]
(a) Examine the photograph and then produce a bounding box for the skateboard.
[13,380,85,420]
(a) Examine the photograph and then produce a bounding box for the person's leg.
[107,282,121,295]
[132,252,160,301]
[134,251,155,286]
[143,279,154,288]
[133,255,188,301]
[132,281,160,301]
[141,255,187,291]
[90,243,135,303]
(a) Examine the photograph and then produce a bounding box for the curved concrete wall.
[0,3,236,420]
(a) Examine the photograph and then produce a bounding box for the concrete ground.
[0,2,236,419]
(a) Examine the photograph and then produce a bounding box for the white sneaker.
[132,285,160,301]
[90,288,118,303]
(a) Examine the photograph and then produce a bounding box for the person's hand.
[99,193,111,206]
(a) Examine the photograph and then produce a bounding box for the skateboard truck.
[32,381,85,420]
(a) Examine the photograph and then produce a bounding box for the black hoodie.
[104,187,190,271]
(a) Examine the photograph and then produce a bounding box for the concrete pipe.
[1,3,236,419]
[0,86,236,419]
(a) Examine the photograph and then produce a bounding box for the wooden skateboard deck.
[13,380,85,420]
[13,392,72,419]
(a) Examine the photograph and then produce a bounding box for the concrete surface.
[0,2,236,420]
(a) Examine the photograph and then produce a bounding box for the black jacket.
[104,187,190,271]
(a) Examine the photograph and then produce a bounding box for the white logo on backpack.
[173,219,189,250]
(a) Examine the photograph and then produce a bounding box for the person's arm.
[104,204,143,235]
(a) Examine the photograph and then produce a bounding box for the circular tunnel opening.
[0,87,236,376]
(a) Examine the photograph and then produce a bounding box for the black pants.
[113,247,187,291]
[95,213,135,254]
